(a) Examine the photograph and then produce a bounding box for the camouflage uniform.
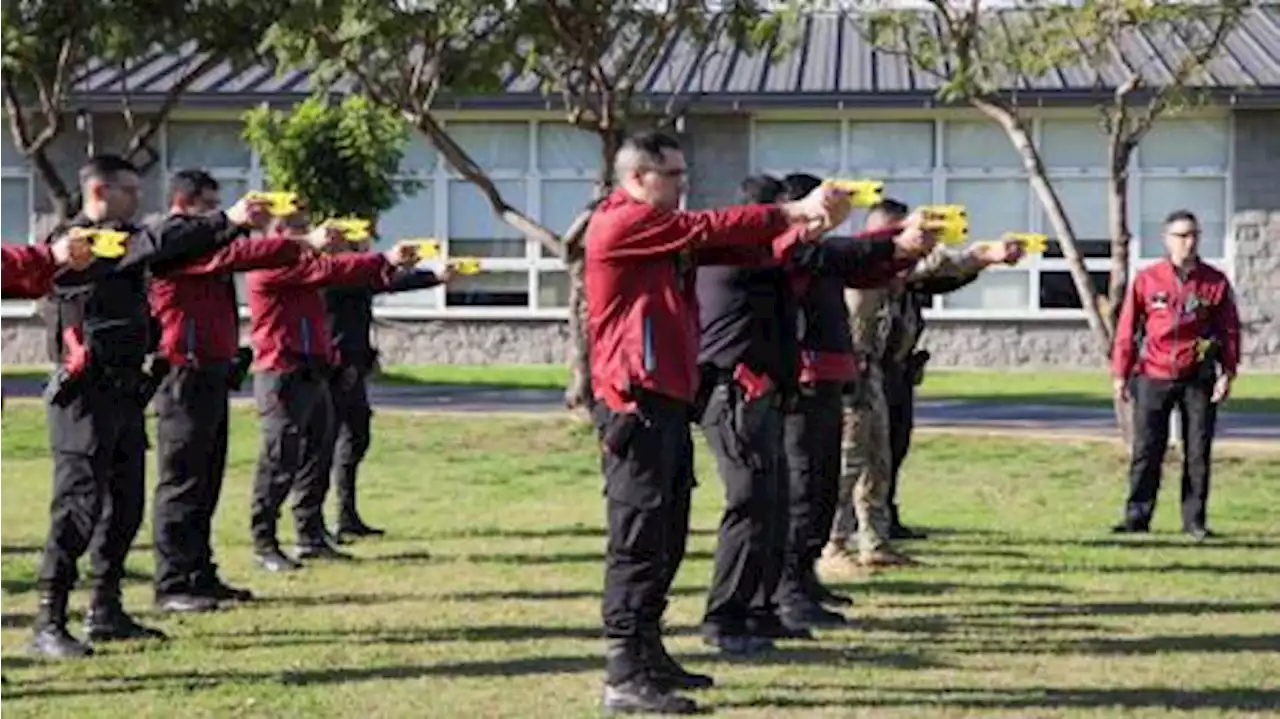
[831,245,984,560]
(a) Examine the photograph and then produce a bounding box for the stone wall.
[1227,110,1280,370]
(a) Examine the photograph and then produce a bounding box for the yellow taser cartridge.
[823,179,885,208]
[918,205,968,246]
[69,227,129,259]
[324,218,373,242]
[449,257,482,275]
[245,191,300,217]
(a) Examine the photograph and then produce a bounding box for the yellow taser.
[823,179,885,208]
[69,227,129,259]
[245,191,300,217]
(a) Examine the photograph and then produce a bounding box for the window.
[1041,119,1109,169]
[846,122,934,171]
[1,177,31,242]
[166,121,252,170]
[447,180,526,258]
[1139,178,1226,259]
[1140,119,1229,170]
[942,271,1032,311]
[945,179,1029,246]
[538,270,570,308]
[448,122,529,173]
[539,180,595,257]
[752,121,841,174]
[538,124,601,172]
[373,181,438,308]
[446,270,529,307]
[1039,270,1110,310]
[944,121,1022,170]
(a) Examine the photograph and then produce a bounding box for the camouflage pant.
[831,363,893,555]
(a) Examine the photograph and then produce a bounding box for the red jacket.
[2,244,58,299]
[586,189,801,411]
[247,252,396,373]
[1112,259,1240,380]
[149,236,304,366]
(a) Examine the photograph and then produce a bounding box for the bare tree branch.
[123,53,222,172]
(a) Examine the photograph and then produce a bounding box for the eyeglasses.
[1168,230,1201,239]
[643,167,686,179]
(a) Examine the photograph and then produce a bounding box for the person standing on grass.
[147,170,311,614]
[586,130,851,715]
[31,155,271,660]
[245,217,422,573]
[696,173,940,654]
[1110,209,1240,541]
[322,236,455,541]
[823,200,1023,576]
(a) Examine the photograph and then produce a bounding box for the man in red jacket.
[1111,209,1240,541]
[246,221,420,572]
[147,170,311,613]
[1,236,95,298]
[587,130,853,716]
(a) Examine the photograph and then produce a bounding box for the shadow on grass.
[2,613,33,629]
[837,579,1073,597]
[919,391,1280,415]
[716,686,1280,712]
[942,560,1280,576]
[437,585,704,602]
[430,525,718,541]
[195,623,702,649]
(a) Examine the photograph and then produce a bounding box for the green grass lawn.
[6,364,1278,413]
[2,405,1278,718]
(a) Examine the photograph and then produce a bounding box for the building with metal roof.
[3,7,1279,369]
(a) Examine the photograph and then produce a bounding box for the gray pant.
[249,371,334,552]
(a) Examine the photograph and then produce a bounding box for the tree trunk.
[971,97,1111,353]
[563,128,621,411]
[1107,132,1139,446]
[32,148,74,220]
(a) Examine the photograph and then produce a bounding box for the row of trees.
[2,0,1251,422]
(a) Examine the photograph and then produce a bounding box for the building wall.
[3,108,1277,370]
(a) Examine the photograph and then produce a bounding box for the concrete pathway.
[3,375,1277,443]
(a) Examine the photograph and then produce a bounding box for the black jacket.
[325,269,441,371]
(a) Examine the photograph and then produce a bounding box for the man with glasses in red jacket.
[1111,209,1240,541]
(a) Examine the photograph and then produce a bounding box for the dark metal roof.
[67,6,1280,111]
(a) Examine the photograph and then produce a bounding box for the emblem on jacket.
[1150,292,1170,311]
[1183,292,1204,316]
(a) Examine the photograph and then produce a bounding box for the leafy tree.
[243,94,418,222]
[851,0,1247,441]
[1,0,286,219]
[263,0,790,410]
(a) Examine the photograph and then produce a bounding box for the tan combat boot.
[817,541,866,579]
[857,547,919,568]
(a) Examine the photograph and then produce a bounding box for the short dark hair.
[868,198,910,219]
[621,130,682,165]
[779,173,822,202]
[740,175,784,204]
[1164,209,1198,226]
[78,154,138,185]
[170,169,220,204]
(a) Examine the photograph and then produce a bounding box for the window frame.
[748,111,1235,321]
[1,140,38,317]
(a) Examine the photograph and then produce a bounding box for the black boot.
[84,590,167,643]
[295,533,354,561]
[335,466,385,538]
[603,638,698,715]
[639,627,714,691]
[802,565,853,608]
[29,592,93,659]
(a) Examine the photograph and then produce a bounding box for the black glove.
[137,356,170,407]
[228,347,253,390]
[906,350,931,387]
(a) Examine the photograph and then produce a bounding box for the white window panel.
[1139,118,1228,170]
[448,179,525,258]
[375,182,434,247]
[1039,177,1111,240]
[840,178,934,236]
[400,132,439,176]
[941,269,1032,310]
[845,121,934,171]
[2,178,32,242]
[538,269,570,308]
[445,269,530,308]
[943,121,1022,170]
[213,177,250,209]
[1138,178,1226,259]
[2,131,24,169]
[1041,119,1108,168]
[753,121,841,175]
[945,179,1029,244]
[166,121,251,169]
[447,122,529,173]
[539,179,596,257]
[538,124,602,173]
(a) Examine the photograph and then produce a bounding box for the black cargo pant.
[250,370,335,553]
[153,364,231,596]
[328,366,373,527]
[883,362,915,528]
[700,382,786,636]
[776,381,844,605]
[39,372,147,598]
[598,394,694,683]
[1123,374,1218,531]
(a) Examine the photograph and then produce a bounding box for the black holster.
[44,366,87,407]
[906,349,931,387]
[137,357,171,407]
[228,347,253,390]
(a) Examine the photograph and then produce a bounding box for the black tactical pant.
[883,363,916,528]
[700,383,786,636]
[250,371,335,553]
[776,381,844,605]
[598,394,694,683]
[153,364,231,596]
[39,374,147,597]
[1124,375,1218,531]
[328,366,373,527]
